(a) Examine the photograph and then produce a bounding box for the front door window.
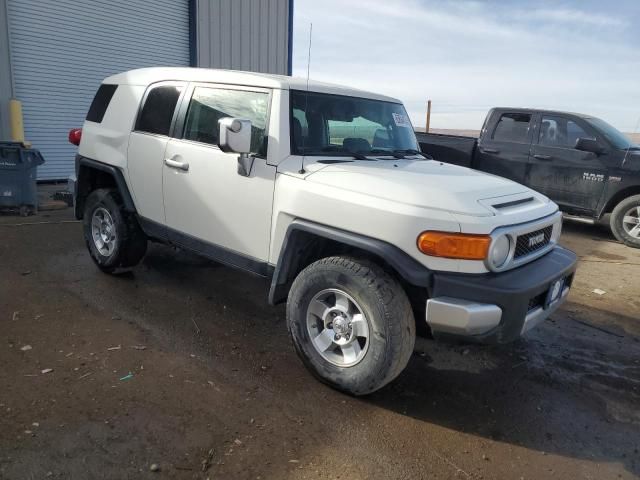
[182,87,269,156]
[539,115,592,148]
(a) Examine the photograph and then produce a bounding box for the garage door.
[7,0,191,180]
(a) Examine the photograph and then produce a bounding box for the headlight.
[488,234,511,268]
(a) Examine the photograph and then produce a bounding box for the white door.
[163,84,276,262]
[127,83,186,224]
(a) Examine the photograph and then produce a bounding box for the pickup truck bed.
[415,132,476,168]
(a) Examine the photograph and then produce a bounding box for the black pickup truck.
[417,108,640,248]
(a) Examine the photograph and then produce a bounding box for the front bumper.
[425,246,577,344]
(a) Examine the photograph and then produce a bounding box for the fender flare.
[268,219,433,305]
[75,156,136,218]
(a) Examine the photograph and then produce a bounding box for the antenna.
[299,22,312,174]
[622,115,640,167]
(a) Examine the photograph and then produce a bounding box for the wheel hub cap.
[306,288,370,367]
[622,206,640,238]
[332,315,350,336]
[91,207,117,256]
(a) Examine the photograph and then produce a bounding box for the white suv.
[70,67,577,395]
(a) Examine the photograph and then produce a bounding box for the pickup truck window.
[539,115,590,148]
[183,87,269,155]
[135,85,183,136]
[586,117,634,150]
[290,90,418,156]
[492,113,531,143]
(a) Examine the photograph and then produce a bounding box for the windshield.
[585,117,635,150]
[290,90,419,157]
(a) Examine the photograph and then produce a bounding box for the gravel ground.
[0,208,638,479]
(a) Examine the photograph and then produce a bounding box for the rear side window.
[492,113,532,143]
[135,85,183,136]
[86,84,118,123]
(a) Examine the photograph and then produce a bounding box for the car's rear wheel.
[610,194,640,248]
[287,256,416,395]
[83,188,147,273]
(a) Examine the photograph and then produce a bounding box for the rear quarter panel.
[78,84,146,194]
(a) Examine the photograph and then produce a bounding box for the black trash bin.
[0,141,45,216]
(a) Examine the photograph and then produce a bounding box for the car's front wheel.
[83,188,147,273]
[287,256,416,395]
[610,194,640,248]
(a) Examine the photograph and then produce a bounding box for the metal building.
[0,0,293,180]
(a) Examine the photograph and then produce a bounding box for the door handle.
[480,147,499,154]
[533,154,552,161]
[164,157,189,171]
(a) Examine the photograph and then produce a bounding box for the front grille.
[515,225,553,259]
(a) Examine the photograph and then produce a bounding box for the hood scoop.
[491,196,534,210]
[479,193,544,215]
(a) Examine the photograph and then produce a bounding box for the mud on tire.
[83,188,147,273]
[286,256,416,395]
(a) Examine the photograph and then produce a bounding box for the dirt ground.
[0,207,639,480]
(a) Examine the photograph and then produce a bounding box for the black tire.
[83,188,147,273]
[287,256,416,395]
[610,194,640,248]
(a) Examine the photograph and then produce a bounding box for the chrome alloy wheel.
[622,206,640,238]
[91,207,117,256]
[306,288,370,367]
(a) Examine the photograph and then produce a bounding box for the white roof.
[104,67,401,103]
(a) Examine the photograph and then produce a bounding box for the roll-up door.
[7,0,191,180]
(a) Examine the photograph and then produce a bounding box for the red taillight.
[68,128,82,146]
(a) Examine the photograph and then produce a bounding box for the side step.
[562,214,595,225]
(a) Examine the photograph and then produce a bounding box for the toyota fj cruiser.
[70,68,577,395]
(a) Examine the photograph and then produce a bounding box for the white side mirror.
[218,118,252,154]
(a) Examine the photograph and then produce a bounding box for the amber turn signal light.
[417,231,490,260]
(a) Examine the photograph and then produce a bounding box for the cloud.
[523,8,627,27]
[293,0,640,132]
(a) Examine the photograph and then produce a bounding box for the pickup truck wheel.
[287,256,416,395]
[83,188,147,273]
[610,194,640,248]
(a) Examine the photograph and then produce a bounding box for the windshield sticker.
[392,113,411,128]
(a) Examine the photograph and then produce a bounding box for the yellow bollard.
[9,99,25,144]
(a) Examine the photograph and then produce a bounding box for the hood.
[305,159,546,217]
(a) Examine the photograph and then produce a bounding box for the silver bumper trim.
[426,297,502,336]
[521,286,570,335]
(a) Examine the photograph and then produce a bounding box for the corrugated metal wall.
[0,0,292,180]
[6,0,190,180]
[196,0,291,76]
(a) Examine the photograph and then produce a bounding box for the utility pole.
[425,99,432,133]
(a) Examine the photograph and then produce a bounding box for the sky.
[292,0,640,133]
